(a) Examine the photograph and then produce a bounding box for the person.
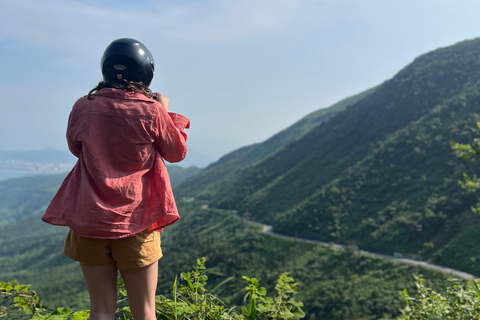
[42,38,189,320]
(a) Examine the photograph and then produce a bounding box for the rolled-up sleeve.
[155,107,190,163]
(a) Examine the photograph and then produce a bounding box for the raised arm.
[153,94,189,163]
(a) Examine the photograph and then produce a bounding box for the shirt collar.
[93,88,154,103]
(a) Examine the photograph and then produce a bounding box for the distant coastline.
[0,149,76,182]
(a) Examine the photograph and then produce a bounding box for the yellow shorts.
[64,229,162,270]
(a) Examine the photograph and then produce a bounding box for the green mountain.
[175,38,480,274]
[166,165,201,187]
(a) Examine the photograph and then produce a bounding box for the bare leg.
[80,263,118,320]
[120,261,158,320]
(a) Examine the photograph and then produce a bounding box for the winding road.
[229,211,477,280]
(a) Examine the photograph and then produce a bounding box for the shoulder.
[73,95,91,106]
[70,95,93,115]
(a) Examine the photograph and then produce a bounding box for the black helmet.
[101,38,155,87]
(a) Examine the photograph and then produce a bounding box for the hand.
[154,92,169,112]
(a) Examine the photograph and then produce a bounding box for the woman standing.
[42,38,189,320]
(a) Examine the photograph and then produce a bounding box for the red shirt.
[42,88,189,239]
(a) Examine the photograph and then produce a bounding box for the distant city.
[0,159,74,174]
[0,149,76,181]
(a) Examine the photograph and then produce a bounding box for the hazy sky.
[1,0,480,167]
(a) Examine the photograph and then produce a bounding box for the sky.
[1,0,480,167]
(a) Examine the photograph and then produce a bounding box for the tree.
[451,121,480,214]
[401,276,480,319]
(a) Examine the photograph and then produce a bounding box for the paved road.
[231,211,477,280]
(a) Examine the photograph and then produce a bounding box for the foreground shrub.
[1,258,304,320]
[154,258,304,320]
[401,275,480,319]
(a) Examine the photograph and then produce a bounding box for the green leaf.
[472,280,480,299]
[182,272,194,291]
[293,308,306,318]
[211,276,235,294]
[173,275,178,320]
[250,278,259,287]
[0,282,14,291]
[14,285,30,293]
[118,288,127,297]
[280,309,295,318]
[257,287,267,296]
[71,310,90,320]
[52,307,72,315]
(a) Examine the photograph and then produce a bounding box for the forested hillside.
[175,38,480,275]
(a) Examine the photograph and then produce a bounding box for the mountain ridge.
[174,85,377,199]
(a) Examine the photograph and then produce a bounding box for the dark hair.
[88,79,153,99]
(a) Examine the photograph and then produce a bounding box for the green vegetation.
[451,121,480,214]
[3,260,479,320]
[401,276,480,319]
[159,202,451,319]
[428,121,480,275]
[1,259,304,320]
[0,175,452,319]
[156,258,304,320]
[166,165,201,187]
